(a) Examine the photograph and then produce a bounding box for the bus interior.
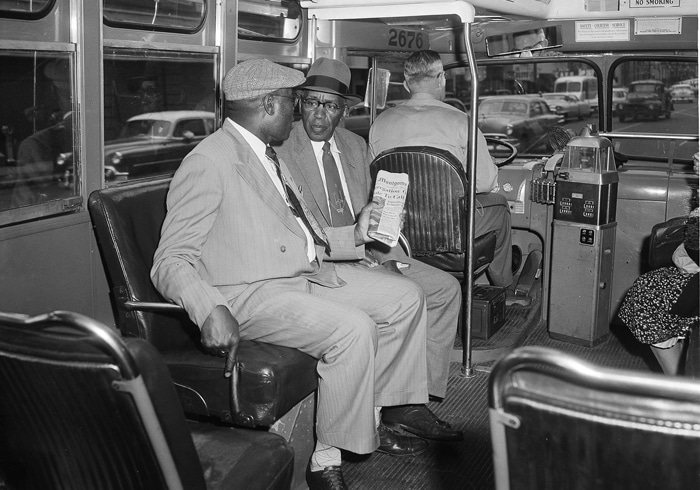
[0,0,698,488]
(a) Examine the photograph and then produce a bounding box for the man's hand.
[354,201,382,245]
[201,304,240,378]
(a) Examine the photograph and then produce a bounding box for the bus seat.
[489,346,700,490]
[0,310,294,490]
[87,179,318,428]
[369,146,496,279]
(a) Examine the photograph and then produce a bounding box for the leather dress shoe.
[376,423,428,456]
[306,464,348,490]
[382,404,464,441]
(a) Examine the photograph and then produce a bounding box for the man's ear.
[262,94,275,116]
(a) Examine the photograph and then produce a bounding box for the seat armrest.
[124,299,256,428]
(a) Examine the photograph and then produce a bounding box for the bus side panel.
[0,217,113,325]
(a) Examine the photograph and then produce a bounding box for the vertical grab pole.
[461,22,478,378]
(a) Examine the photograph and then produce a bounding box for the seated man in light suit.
[276,57,463,442]
[151,59,430,490]
[369,49,514,290]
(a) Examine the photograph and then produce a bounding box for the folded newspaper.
[368,170,409,247]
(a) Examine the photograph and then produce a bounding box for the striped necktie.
[265,146,330,252]
[322,141,354,226]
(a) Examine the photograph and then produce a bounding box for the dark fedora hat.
[300,57,362,105]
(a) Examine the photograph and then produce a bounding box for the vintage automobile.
[611,87,628,116]
[477,95,561,153]
[56,110,215,183]
[102,110,215,181]
[616,80,673,122]
[670,83,695,103]
[342,100,406,140]
[541,93,591,121]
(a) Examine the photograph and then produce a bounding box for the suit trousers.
[366,250,461,399]
[221,265,429,455]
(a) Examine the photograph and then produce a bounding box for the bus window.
[0,0,53,19]
[238,0,302,42]
[612,58,698,161]
[0,50,77,221]
[101,48,217,185]
[103,0,206,33]
[445,59,599,155]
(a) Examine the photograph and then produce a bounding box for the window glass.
[445,60,597,155]
[238,0,302,42]
[102,47,217,184]
[0,51,76,214]
[611,58,698,161]
[103,0,206,33]
[0,0,53,18]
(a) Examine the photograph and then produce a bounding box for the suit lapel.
[289,124,333,227]
[223,124,307,240]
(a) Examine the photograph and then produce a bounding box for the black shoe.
[376,423,429,456]
[382,404,464,441]
[306,464,348,490]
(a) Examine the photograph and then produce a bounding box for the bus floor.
[341,293,658,490]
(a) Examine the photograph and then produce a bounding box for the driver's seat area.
[369,146,496,280]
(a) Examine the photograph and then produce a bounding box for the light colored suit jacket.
[151,120,362,327]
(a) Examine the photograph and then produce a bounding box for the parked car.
[342,100,405,140]
[670,83,695,103]
[477,95,561,153]
[616,80,673,122]
[679,78,698,95]
[57,110,215,183]
[541,93,591,121]
[611,87,628,116]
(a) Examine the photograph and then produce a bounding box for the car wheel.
[619,114,626,122]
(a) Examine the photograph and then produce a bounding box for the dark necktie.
[265,146,330,252]
[322,141,354,226]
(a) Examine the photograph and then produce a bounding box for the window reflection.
[0,51,75,211]
[103,0,205,32]
[0,0,53,18]
[238,0,301,41]
[102,48,217,184]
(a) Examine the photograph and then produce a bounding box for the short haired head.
[222,59,305,101]
[403,50,445,98]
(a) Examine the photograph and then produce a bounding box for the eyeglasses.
[272,93,300,107]
[301,98,345,114]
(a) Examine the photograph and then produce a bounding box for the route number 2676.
[388,29,426,49]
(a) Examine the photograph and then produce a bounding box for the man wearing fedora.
[276,57,464,443]
[152,58,432,490]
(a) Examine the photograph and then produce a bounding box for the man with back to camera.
[276,57,464,442]
[369,49,514,291]
[151,59,431,490]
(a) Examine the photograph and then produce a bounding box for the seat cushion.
[188,420,294,490]
[165,340,318,427]
[414,230,497,275]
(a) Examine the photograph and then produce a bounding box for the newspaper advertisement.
[368,170,409,247]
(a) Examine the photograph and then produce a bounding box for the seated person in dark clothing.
[619,211,699,375]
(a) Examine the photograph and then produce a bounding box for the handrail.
[489,346,700,410]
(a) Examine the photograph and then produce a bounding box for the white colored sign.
[576,20,630,42]
[635,17,683,35]
[629,0,680,7]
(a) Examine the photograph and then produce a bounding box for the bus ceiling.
[300,0,698,22]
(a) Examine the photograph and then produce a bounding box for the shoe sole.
[385,421,464,442]
[375,443,429,457]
